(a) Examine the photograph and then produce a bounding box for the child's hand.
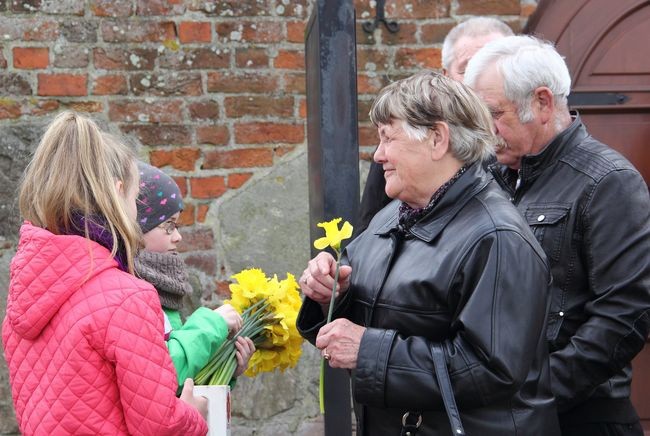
[180,378,208,421]
[214,304,242,333]
[233,336,255,377]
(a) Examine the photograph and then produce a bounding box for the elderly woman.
[297,71,560,435]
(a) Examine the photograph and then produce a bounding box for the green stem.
[320,250,342,414]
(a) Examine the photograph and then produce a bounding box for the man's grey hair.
[370,70,496,164]
[464,35,572,124]
[442,17,514,70]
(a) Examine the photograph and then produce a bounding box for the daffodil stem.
[325,250,342,324]
[320,250,343,414]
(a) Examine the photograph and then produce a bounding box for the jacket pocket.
[524,203,571,262]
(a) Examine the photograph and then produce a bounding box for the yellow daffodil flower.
[314,218,353,252]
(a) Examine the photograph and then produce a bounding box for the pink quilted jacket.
[2,223,207,435]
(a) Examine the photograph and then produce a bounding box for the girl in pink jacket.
[2,111,208,435]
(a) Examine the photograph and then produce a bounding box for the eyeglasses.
[158,220,180,235]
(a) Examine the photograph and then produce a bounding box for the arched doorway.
[525,0,650,432]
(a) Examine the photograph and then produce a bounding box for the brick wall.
[0,0,538,433]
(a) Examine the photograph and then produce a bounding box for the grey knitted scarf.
[135,251,192,311]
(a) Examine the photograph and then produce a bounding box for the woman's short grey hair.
[370,70,496,164]
[464,35,572,123]
[442,17,514,70]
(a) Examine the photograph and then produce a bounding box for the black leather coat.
[490,115,650,423]
[299,163,560,435]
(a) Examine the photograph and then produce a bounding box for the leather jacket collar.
[375,162,489,243]
[490,112,588,191]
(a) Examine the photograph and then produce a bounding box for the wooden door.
[525,0,650,432]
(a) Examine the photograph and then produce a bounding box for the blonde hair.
[19,111,141,273]
[370,70,496,164]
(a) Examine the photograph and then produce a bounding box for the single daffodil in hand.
[313,217,353,414]
[314,218,353,253]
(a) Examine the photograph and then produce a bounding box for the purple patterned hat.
[136,162,184,233]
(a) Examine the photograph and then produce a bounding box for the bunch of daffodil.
[314,217,353,413]
[194,268,303,385]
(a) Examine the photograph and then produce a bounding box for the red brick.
[188,0,268,17]
[286,21,306,43]
[357,74,390,94]
[235,123,304,144]
[420,22,456,44]
[172,176,188,197]
[130,72,202,96]
[149,147,201,171]
[385,0,450,18]
[358,125,379,147]
[23,20,58,41]
[382,23,418,45]
[0,47,6,68]
[91,0,134,17]
[94,48,157,70]
[101,20,175,42]
[40,1,84,15]
[178,21,211,43]
[298,98,306,118]
[178,202,195,226]
[196,204,209,222]
[28,99,59,116]
[53,46,89,68]
[224,96,293,118]
[357,48,388,71]
[355,22,376,46]
[274,50,304,69]
[216,21,283,43]
[109,100,183,123]
[38,74,86,96]
[184,252,217,275]
[0,98,21,119]
[394,47,441,69]
[357,99,373,123]
[227,172,252,189]
[456,0,519,15]
[13,47,48,69]
[203,148,273,169]
[214,280,231,298]
[121,124,191,145]
[177,227,214,252]
[235,48,268,69]
[92,74,128,95]
[207,71,278,93]
[196,126,229,145]
[65,101,104,113]
[274,145,295,157]
[188,100,220,120]
[190,176,227,199]
[160,48,229,69]
[136,0,185,16]
[283,73,305,93]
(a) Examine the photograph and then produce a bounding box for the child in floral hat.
[135,162,254,389]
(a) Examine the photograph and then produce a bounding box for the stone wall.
[0,0,536,433]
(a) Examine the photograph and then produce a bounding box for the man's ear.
[534,86,555,124]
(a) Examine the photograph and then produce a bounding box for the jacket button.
[537,214,545,222]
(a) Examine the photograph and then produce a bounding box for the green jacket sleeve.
[165,307,228,389]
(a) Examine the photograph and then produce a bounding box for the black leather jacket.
[490,115,650,423]
[299,163,560,435]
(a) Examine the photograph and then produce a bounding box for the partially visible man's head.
[464,35,572,169]
[442,17,514,81]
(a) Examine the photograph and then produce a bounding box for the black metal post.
[305,0,359,435]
